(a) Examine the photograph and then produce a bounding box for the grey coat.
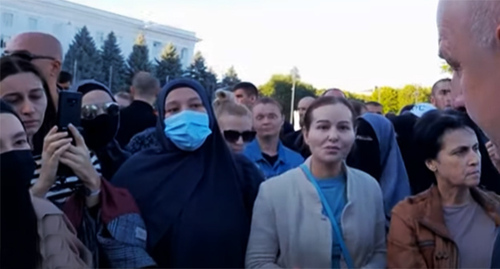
[246,159,387,269]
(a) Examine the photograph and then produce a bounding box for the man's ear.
[130,86,136,97]
[51,60,62,78]
[430,96,437,106]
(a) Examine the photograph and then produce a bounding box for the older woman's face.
[0,72,47,138]
[0,113,30,154]
[164,87,206,118]
[426,127,481,188]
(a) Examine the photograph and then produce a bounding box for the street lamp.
[290,67,299,124]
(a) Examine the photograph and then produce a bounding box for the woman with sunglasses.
[213,89,256,153]
[63,80,155,268]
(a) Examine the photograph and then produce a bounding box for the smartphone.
[57,91,82,132]
[56,91,82,178]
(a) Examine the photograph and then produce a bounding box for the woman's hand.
[31,126,72,197]
[60,124,101,192]
[486,141,500,173]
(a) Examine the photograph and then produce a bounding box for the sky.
[67,0,447,92]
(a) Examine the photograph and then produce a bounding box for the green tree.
[100,32,127,93]
[370,86,399,113]
[184,51,217,96]
[219,66,241,88]
[126,33,152,84]
[154,43,183,86]
[259,74,317,122]
[63,26,103,82]
[441,62,452,74]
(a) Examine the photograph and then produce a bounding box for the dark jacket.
[283,130,311,158]
[387,185,500,268]
[116,100,157,147]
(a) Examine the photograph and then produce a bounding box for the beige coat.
[246,159,387,269]
[31,196,92,269]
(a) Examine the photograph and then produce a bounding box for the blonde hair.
[213,89,252,119]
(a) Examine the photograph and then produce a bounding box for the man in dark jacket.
[115,72,159,147]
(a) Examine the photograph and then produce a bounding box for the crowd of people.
[1,1,500,268]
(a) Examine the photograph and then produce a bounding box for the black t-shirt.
[262,153,279,166]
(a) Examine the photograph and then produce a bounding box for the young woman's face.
[426,127,481,188]
[0,113,30,154]
[164,87,206,118]
[0,72,47,138]
[304,103,355,164]
[218,114,253,153]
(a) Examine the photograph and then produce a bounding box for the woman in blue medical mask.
[111,78,264,268]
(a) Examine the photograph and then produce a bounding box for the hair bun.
[213,89,235,108]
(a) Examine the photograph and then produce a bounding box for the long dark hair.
[0,56,57,155]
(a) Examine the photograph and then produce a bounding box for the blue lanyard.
[300,164,354,269]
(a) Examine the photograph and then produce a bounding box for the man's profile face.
[234,88,256,108]
[431,81,453,110]
[366,104,383,115]
[438,0,500,145]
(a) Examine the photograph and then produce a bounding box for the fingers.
[51,143,72,162]
[59,156,78,170]
[61,150,80,163]
[68,124,86,148]
[45,138,72,156]
[43,128,69,151]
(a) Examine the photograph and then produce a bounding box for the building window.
[28,18,38,30]
[2,12,13,27]
[0,35,11,49]
[180,48,188,60]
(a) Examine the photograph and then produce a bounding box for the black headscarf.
[0,100,39,268]
[111,79,251,268]
[73,80,129,180]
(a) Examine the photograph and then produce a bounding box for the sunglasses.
[3,50,57,62]
[81,102,119,120]
[223,130,256,143]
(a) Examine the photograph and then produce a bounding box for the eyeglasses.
[3,50,57,62]
[223,130,256,143]
[81,102,119,120]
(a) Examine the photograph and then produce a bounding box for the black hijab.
[73,80,129,179]
[111,79,251,268]
[0,100,39,268]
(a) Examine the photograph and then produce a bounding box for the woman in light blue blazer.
[246,96,386,269]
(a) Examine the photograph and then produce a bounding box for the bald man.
[322,88,346,98]
[5,32,63,108]
[283,96,316,158]
[437,1,500,147]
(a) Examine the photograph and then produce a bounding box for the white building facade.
[0,0,199,67]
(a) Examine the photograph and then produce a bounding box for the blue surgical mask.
[163,110,212,151]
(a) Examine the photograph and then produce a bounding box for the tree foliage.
[260,73,432,116]
[155,43,183,86]
[100,32,127,93]
[63,26,103,82]
[126,33,153,84]
[219,66,241,88]
[259,74,317,121]
[440,62,452,74]
[184,51,217,97]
